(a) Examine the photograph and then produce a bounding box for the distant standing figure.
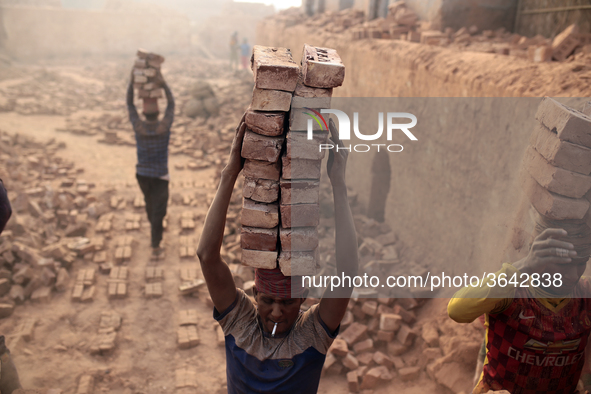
[126,68,175,259]
[240,38,251,70]
[229,31,239,71]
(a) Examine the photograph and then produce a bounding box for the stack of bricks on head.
[133,49,165,112]
[240,44,345,280]
[524,98,591,250]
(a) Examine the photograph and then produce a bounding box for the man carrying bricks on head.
[126,66,174,259]
[197,117,358,393]
[448,228,591,394]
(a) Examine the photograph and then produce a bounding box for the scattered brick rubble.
[273,2,591,64]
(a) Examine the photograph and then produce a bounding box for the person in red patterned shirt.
[449,228,591,394]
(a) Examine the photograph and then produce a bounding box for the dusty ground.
[0,56,478,394]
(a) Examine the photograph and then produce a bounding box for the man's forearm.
[197,172,238,262]
[163,83,175,113]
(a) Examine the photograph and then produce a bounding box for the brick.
[108,282,118,299]
[360,366,392,390]
[0,278,10,297]
[241,249,277,269]
[373,351,394,368]
[531,123,591,175]
[291,96,331,109]
[145,282,163,298]
[387,342,407,356]
[361,300,378,316]
[77,375,94,394]
[243,177,279,203]
[179,279,206,295]
[331,338,349,357]
[81,285,95,302]
[379,313,402,332]
[301,44,345,88]
[422,324,439,347]
[99,311,122,330]
[281,156,321,180]
[244,160,281,181]
[278,250,318,276]
[72,283,84,302]
[99,263,112,275]
[145,267,164,281]
[0,303,13,318]
[179,268,199,282]
[524,174,589,220]
[109,267,128,281]
[286,131,329,160]
[245,110,285,137]
[531,46,552,62]
[93,250,106,264]
[280,227,318,251]
[407,30,421,42]
[391,355,406,370]
[347,371,360,393]
[294,71,333,98]
[117,282,127,298]
[20,318,36,341]
[398,366,420,381]
[376,331,394,344]
[396,324,417,347]
[280,203,319,228]
[340,322,368,345]
[523,145,591,198]
[252,45,299,92]
[536,97,591,148]
[357,352,375,366]
[250,88,292,112]
[420,30,446,44]
[241,130,284,163]
[552,24,580,61]
[343,353,360,370]
[179,310,199,326]
[241,199,279,228]
[280,179,319,205]
[354,338,374,354]
[289,108,326,131]
[178,325,200,349]
[241,226,278,251]
[392,304,416,323]
[397,297,419,310]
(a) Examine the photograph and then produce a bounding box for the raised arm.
[448,228,576,323]
[126,73,139,125]
[157,70,175,133]
[319,119,359,332]
[197,115,246,313]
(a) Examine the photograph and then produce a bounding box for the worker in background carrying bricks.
[448,228,591,393]
[126,68,174,259]
[197,116,358,393]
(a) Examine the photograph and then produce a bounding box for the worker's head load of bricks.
[449,99,591,394]
[132,49,165,121]
[197,43,358,393]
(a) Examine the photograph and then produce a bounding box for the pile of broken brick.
[278,1,591,64]
[522,98,591,252]
[0,132,102,317]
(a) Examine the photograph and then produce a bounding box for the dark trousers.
[136,174,169,248]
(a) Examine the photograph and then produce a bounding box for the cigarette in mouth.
[272,322,278,337]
